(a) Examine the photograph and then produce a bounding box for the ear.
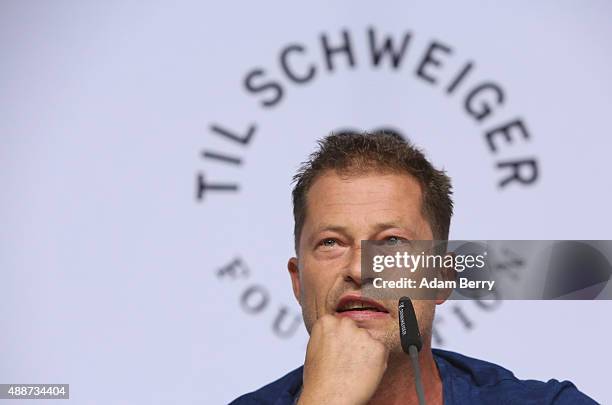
[287,257,302,305]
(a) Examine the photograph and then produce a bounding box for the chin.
[372,329,401,351]
[359,323,394,341]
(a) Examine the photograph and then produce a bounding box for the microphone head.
[398,296,422,353]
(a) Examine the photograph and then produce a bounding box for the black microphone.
[398,296,426,405]
[399,296,422,353]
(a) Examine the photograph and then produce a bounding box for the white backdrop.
[1,1,612,404]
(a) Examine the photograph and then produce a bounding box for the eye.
[385,236,405,245]
[319,238,337,248]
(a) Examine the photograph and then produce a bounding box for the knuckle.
[320,314,335,324]
[340,318,357,331]
[317,314,336,329]
[339,316,353,325]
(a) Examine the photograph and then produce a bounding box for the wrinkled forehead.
[301,170,432,239]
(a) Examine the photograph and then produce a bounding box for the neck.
[367,347,443,405]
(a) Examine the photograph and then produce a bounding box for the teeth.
[345,302,363,310]
[340,301,379,311]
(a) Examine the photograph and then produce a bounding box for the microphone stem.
[408,345,426,405]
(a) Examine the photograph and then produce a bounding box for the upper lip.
[335,294,389,313]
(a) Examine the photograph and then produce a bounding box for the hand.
[298,315,389,405]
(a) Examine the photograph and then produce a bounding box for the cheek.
[412,301,435,331]
[300,260,339,304]
[300,266,329,298]
[299,264,337,333]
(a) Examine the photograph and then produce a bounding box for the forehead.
[303,170,430,237]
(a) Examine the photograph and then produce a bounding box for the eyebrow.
[312,221,416,238]
[372,221,418,239]
[311,225,350,236]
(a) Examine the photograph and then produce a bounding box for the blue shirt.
[230,348,597,404]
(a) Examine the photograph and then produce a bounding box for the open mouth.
[336,296,389,314]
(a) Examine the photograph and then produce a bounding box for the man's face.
[288,170,439,354]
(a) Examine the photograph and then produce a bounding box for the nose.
[343,243,364,287]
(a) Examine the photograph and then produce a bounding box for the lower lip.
[335,310,391,321]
